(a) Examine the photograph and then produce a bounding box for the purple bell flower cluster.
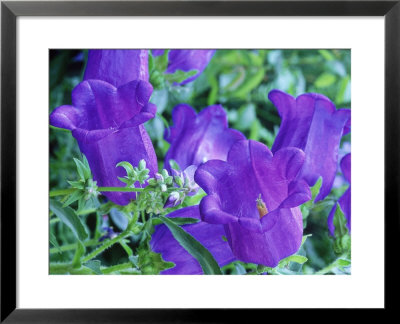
[50,49,351,274]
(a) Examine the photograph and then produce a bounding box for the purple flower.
[84,50,149,87]
[50,79,158,205]
[269,90,351,202]
[150,206,236,274]
[153,50,216,85]
[328,153,351,235]
[164,104,245,172]
[194,140,311,267]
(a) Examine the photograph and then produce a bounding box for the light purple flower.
[50,79,158,205]
[269,90,351,202]
[194,140,311,267]
[164,104,245,172]
[152,49,216,85]
[84,50,149,87]
[328,153,351,235]
[150,206,236,274]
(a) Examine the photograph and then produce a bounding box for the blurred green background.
[50,49,351,274]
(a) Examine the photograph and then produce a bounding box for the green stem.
[98,186,144,192]
[315,254,348,275]
[81,213,138,263]
[50,218,60,225]
[101,262,133,274]
[49,239,100,254]
[49,188,76,197]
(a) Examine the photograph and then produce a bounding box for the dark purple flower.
[84,50,149,87]
[269,90,351,202]
[50,79,158,205]
[328,153,351,235]
[194,140,311,267]
[164,104,245,172]
[152,49,216,85]
[150,206,236,274]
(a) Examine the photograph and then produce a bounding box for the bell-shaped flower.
[194,140,312,267]
[164,104,245,172]
[152,49,216,85]
[150,206,236,274]
[328,153,351,235]
[50,79,158,205]
[269,90,351,202]
[84,49,149,87]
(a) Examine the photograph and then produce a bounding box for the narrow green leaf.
[72,241,86,268]
[311,178,322,201]
[73,157,91,181]
[154,50,170,72]
[315,73,337,88]
[165,69,198,84]
[337,258,351,267]
[159,215,222,275]
[152,217,200,226]
[333,203,348,238]
[318,49,335,61]
[284,255,308,264]
[50,199,88,241]
[67,180,85,190]
[233,68,265,98]
[62,190,84,208]
[169,159,181,171]
[50,232,62,254]
[116,161,134,178]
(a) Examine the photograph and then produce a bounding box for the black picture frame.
[1,0,398,321]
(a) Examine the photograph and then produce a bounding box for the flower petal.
[269,90,351,201]
[195,140,308,266]
[164,104,245,171]
[84,50,149,87]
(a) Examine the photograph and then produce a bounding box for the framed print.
[1,0,399,321]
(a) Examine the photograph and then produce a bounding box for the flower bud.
[163,191,181,208]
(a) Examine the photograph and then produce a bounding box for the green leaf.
[116,161,134,178]
[154,50,170,72]
[233,68,265,98]
[318,49,335,61]
[159,215,222,274]
[73,157,91,181]
[333,203,348,238]
[148,51,154,72]
[234,103,256,131]
[152,217,200,226]
[62,189,84,208]
[169,159,181,171]
[165,69,198,84]
[315,73,337,88]
[311,178,322,201]
[50,199,88,241]
[337,258,351,267]
[233,263,246,275]
[84,260,102,275]
[67,180,85,189]
[72,241,86,268]
[284,255,308,264]
[301,234,312,247]
[249,119,261,141]
[129,255,139,267]
[137,248,175,274]
[49,232,62,254]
